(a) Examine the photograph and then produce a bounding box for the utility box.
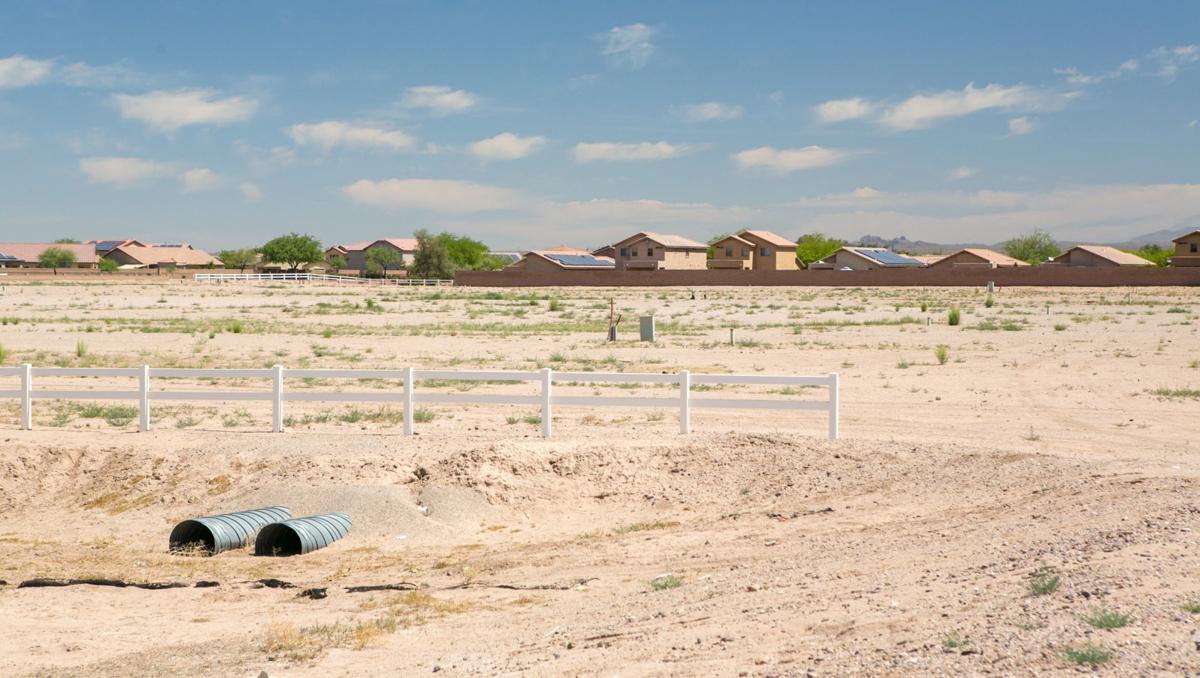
[639,315,656,342]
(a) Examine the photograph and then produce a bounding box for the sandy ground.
[0,280,1198,676]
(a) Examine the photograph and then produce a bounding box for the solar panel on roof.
[0,253,18,261]
[93,240,125,252]
[544,253,613,267]
[857,249,922,266]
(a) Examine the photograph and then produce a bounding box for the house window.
[1192,243,1198,253]
[761,247,770,257]
[646,247,654,256]
[620,247,629,257]
[741,248,749,257]
[725,246,733,257]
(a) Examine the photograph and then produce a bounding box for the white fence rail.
[194,273,453,286]
[0,365,839,439]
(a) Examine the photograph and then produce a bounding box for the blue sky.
[0,1,1197,250]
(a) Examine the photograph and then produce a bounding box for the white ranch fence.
[0,365,839,440]
[194,273,453,286]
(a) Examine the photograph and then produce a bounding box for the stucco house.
[809,246,925,270]
[328,238,419,272]
[1049,245,1153,267]
[707,230,798,271]
[1170,230,1200,267]
[506,249,614,274]
[929,248,1029,269]
[103,243,222,269]
[611,232,708,271]
[0,242,99,268]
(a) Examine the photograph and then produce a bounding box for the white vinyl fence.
[0,365,840,440]
[194,273,453,286]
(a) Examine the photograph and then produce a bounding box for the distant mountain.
[1114,226,1196,247]
[851,234,988,254]
[852,226,1197,255]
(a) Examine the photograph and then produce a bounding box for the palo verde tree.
[217,248,257,272]
[409,229,454,279]
[98,258,119,273]
[365,246,403,277]
[1003,228,1060,264]
[259,232,324,272]
[38,246,77,274]
[441,233,506,271]
[794,233,845,267]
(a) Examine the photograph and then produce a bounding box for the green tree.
[410,229,454,279]
[795,233,846,267]
[217,248,258,272]
[98,258,119,273]
[1003,229,1060,264]
[260,232,323,271]
[38,246,77,274]
[1128,244,1170,267]
[53,238,81,244]
[365,246,403,277]
[439,233,506,270]
[327,254,347,273]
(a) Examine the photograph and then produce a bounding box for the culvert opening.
[168,521,216,556]
[255,524,303,557]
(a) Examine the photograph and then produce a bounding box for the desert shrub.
[650,574,682,591]
[412,408,435,423]
[1027,566,1060,595]
[1062,644,1111,666]
[934,345,949,365]
[1080,608,1131,629]
[948,307,960,326]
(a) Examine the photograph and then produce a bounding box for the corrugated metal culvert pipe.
[169,506,291,556]
[255,512,352,556]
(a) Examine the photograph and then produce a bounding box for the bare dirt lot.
[1,280,1198,676]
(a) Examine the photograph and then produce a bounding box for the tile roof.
[613,231,708,250]
[111,244,221,266]
[953,248,1029,266]
[0,242,99,264]
[1059,245,1154,266]
[1172,229,1200,242]
[845,247,924,266]
[738,230,797,248]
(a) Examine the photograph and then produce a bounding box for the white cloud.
[784,183,1200,243]
[1007,116,1036,137]
[287,120,415,152]
[0,54,54,88]
[1054,59,1138,86]
[58,61,141,88]
[814,97,874,124]
[341,178,519,213]
[400,85,479,114]
[880,83,1069,131]
[681,101,744,122]
[1189,119,1198,129]
[574,141,695,162]
[732,146,851,173]
[469,132,546,160]
[79,156,174,186]
[946,166,979,181]
[598,23,658,69]
[1151,44,1200,79]
[238,182,263,202]
[181,168,219,193]
[768,90,785,104]
[113,88,259,131]
[0,130,27,150]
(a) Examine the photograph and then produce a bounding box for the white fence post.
[20,363,32,430]
[828,372,840,441]
[679,370,691,434]
[272,364,284,432]
[138,365,151,432]
[541,367,553,438]
[403,366,414,436]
